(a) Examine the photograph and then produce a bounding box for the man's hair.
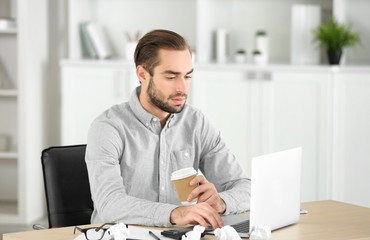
[134,29,191,76]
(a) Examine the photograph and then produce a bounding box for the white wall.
[43,0,68,148]
[345,0,370,64]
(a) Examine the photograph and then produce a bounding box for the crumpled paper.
[107,223,130,240]
[181,225,205,240]
[214,225,242,240]
[249,225,271,240]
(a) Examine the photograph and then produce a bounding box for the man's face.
[146,49,193,114]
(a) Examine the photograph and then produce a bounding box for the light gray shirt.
[85,87,251,227]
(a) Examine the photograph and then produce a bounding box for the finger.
[207,195,226,214]
[195,205,218,229]
[203,203,224,228]
[204,208,224,229]
[198,189,214,203]
[190,175,207,186]
[212,209,224,228]
[187,184,210,202]
[192,214,209,228]
[197,203,224,229]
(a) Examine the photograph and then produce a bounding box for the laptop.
[219,147,302,237]
[161,147,302,239]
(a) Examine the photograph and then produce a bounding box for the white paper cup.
[171,167,198,206]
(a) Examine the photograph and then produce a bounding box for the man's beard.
[147,77,187,114]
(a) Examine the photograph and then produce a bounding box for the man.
[85,29,251,229]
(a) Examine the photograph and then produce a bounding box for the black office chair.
[41,145,93,228]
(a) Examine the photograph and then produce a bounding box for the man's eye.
[185,75,192,79]
[167,76,175,80]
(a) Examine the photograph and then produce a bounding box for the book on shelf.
[79,22,98,59]
[79,22,112,59]
[85,22,112,59]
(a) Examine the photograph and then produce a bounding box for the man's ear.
[137,65,149,84]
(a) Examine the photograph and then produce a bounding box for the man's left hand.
[187,175,226,213]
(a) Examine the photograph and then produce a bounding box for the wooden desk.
[3,200,370,240]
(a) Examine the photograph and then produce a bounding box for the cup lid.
[171,167,197,181]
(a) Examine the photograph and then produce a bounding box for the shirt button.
[161,161,164,165]
[145,123,149,126]
[161,186,165,191]
[184,152,189,157]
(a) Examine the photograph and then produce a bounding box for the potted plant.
[255,30,269,64]
[256,30,267,37]
[253,50,264,65]
[313,17,360,65]
[235,49,246,64]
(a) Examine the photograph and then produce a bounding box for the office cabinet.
[332,71,370,208]
[192,68,330,202]
[191,70,250,172]
[265,71,330,201]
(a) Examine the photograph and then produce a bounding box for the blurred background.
[0,0,369,234]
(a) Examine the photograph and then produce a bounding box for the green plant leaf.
[312,17,360,51]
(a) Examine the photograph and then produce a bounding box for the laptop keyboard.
[230,219,250,233]
[161,219,250,239]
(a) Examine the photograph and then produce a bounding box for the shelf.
[60,58,134,68]
[0,28,17,34]
[61,59,370,73]
[0,152,18,159]
[0,201,17,215]
[0,89,18,97]
[0,201,19,223]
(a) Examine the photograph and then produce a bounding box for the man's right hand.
[170,202,224,229]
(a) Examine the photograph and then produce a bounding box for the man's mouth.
[171,98,185,105]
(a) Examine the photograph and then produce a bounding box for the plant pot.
[253,54,266,65]
[327,49,342,65]
[235,53,246,64]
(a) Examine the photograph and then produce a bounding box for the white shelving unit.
[67,0,370,65]
[0,152,18,159]
[0,0,47,224]
[68,0,334,63]
[0,89,17,96]
[0,0,19,222]
[0,28,17,34]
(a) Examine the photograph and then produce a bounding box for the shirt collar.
[129,86,155,128]
[129,86,179,129]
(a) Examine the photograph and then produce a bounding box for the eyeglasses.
[73,223,116,240]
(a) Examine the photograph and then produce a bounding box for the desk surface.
[3,200,370,240]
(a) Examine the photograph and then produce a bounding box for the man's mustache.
[168,93,187,99]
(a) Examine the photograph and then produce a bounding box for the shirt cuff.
[152,203,179,227]
[219,192,234,215]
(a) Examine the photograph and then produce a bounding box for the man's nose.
[175,78,188,92]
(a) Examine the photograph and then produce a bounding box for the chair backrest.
[41,145,93,228]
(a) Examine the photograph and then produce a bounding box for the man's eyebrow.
[187,68,194,74]
[162,68,194,75]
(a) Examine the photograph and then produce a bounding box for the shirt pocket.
[170,149,194,172]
